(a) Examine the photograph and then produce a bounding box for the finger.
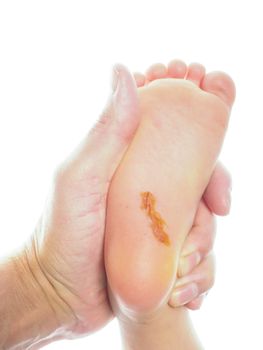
[90,63,140,169]
[203,162,232,216]
[185,294,205,310]
[169,254,215,308]
[168,282,199,307]
[177,251,202,278]
[56,64,140,187]
[178,200,216,276]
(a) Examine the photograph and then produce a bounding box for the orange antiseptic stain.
[140,192,171,246]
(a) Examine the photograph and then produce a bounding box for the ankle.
[118,306,203,350]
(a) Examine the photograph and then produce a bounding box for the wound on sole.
[140,192,171,246]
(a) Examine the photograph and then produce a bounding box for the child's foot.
[105,59,235,318]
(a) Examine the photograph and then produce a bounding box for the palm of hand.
[33,165,113,335]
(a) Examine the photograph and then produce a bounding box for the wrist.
[1,242,76,349]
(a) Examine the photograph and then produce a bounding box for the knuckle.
[205,255,216,288]
[199,217,217,254]
[196,255,216,293]
[209,274,216,289]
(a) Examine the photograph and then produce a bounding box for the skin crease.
[0,61,232,350]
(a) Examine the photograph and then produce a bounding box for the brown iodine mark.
[140,192,171,246]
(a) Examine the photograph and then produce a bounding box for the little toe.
[133,72,146,87]
[167,59,187,79]
[186,63,206,86]
[201,71,236,108]
[145,63,168,82]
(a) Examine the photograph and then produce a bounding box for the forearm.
[0,245,73,349]
[119,306,203,350]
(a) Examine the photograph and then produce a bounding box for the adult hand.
[6,64,140,349]
[169,163,231,309]
[3,65,231,349]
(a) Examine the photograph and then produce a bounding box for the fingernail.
[112,66,120,93]
[178,251,201,277]
[170,283,199,306]
[181,243,197,257]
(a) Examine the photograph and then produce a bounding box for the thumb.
[203,162,232,216]
[74,64,140,182]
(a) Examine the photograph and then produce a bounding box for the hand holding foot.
[0,61,233,350]
[2,64,142,349]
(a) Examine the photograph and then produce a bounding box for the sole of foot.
[105,59,235,318]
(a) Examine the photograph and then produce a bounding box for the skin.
[134,61,232,309]
[104,62,235,350]
[0,61,232,349]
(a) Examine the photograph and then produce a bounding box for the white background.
[0,1,262,349]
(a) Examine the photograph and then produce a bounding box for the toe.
[186,63,206,86]
[167,59,187,79]
[133,72,146,87]
[201,71,236,107]
[145,63,168,82]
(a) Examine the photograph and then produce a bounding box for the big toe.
[201,72,236,108]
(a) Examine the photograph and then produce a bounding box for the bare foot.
[134,62,232,310]
[105,59,235,319]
